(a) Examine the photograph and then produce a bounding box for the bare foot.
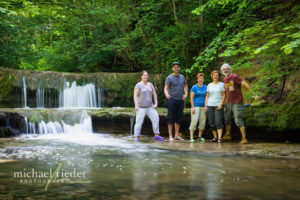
[174,137,184,141]
[239,139,248,144]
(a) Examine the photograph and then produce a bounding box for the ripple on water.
[0,133,170,165]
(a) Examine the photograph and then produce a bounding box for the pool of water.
[1,133,300,199]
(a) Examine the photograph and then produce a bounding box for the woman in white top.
[133,71,164,141]
[205,70,226,143]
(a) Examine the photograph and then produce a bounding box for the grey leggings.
[207,106,224,130]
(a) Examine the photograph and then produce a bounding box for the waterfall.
[130,115,135,136]
[62,117,93,133]
[25,118,64,134]
[97,87,104,108]
[22,77,28,108]
[20,79,102,108]
[36,87,44,108]
[59,81,98,108]
[24,111,93,134]
[24,116,29,134]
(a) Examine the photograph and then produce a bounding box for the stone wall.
[0,68,299,132]
[0,68,165,107]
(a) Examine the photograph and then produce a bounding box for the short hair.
[196,73,205,79]
[210,70,220,79]
[141,70,148,76]
[221,63,231,71]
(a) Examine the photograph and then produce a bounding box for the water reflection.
[0,135,300,199]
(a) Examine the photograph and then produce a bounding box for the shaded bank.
[0,68,299,134]
[0,68,165,108]
[0,107,299,141]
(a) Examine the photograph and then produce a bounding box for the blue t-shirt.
[191,84,207,107]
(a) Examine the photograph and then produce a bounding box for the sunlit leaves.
[190,0,299,99]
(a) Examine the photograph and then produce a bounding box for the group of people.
[133,62,257,144]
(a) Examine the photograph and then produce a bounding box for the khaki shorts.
[189,107,206,131]
[225,103,245,127]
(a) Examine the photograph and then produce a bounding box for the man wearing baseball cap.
[164,62,188,141]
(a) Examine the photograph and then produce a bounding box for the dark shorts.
[207,106,224,130]
[167,97,184,124]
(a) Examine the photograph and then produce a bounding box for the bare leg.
[225,125,231,135]
[209,130,217,142]
[198,130,203,137]
[168,124,174,141]
[217,129,223,143]
[174,123,180,137]
[174,123,183,140]
[198,130,205,141]
[223,125,232,140]
[239,126,248,144]
[190,130,195,140]
[212,130,217,139]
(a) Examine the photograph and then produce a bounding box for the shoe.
[217,139,222,143]
[190,138,194,142]
[198,137,205,141]
[223,134,232,140]
[239,139,248,144]
[169,138,174,141]
[134,138,140,142]
[154,136,165,140]
[174,137,184,141]
[209,138,218,142]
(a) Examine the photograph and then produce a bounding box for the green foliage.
[0,0,215,73]
[191,0,300,100]
[0,0,298,103]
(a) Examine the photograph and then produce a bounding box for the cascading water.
[130,115,135,136]
[36,87,44,108]
[19,78,103,108]
[59,81,100,108]
[17,78,103,138]
[24,110,93,134]
[97,87,103,108]
[22,77,28,108]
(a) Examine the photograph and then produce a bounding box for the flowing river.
[0,132,300,200]
[1,79,299,199]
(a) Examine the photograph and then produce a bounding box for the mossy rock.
[245,102,300,131]
[0,71,13,106]
[0,68,165,108]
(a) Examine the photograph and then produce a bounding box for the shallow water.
[1,133,300,200]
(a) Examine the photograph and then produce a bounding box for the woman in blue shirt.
[189,73,207,142]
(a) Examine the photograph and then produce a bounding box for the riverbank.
[0,106,299,140]
[149,140,300,160]
[1,137,300,160]
[1,68,299,132]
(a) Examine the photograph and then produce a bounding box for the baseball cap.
[172,62,180,66]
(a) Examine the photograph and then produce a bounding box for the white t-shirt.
[207,82,225,106]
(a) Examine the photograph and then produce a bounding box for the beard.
[222,71,230,76]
